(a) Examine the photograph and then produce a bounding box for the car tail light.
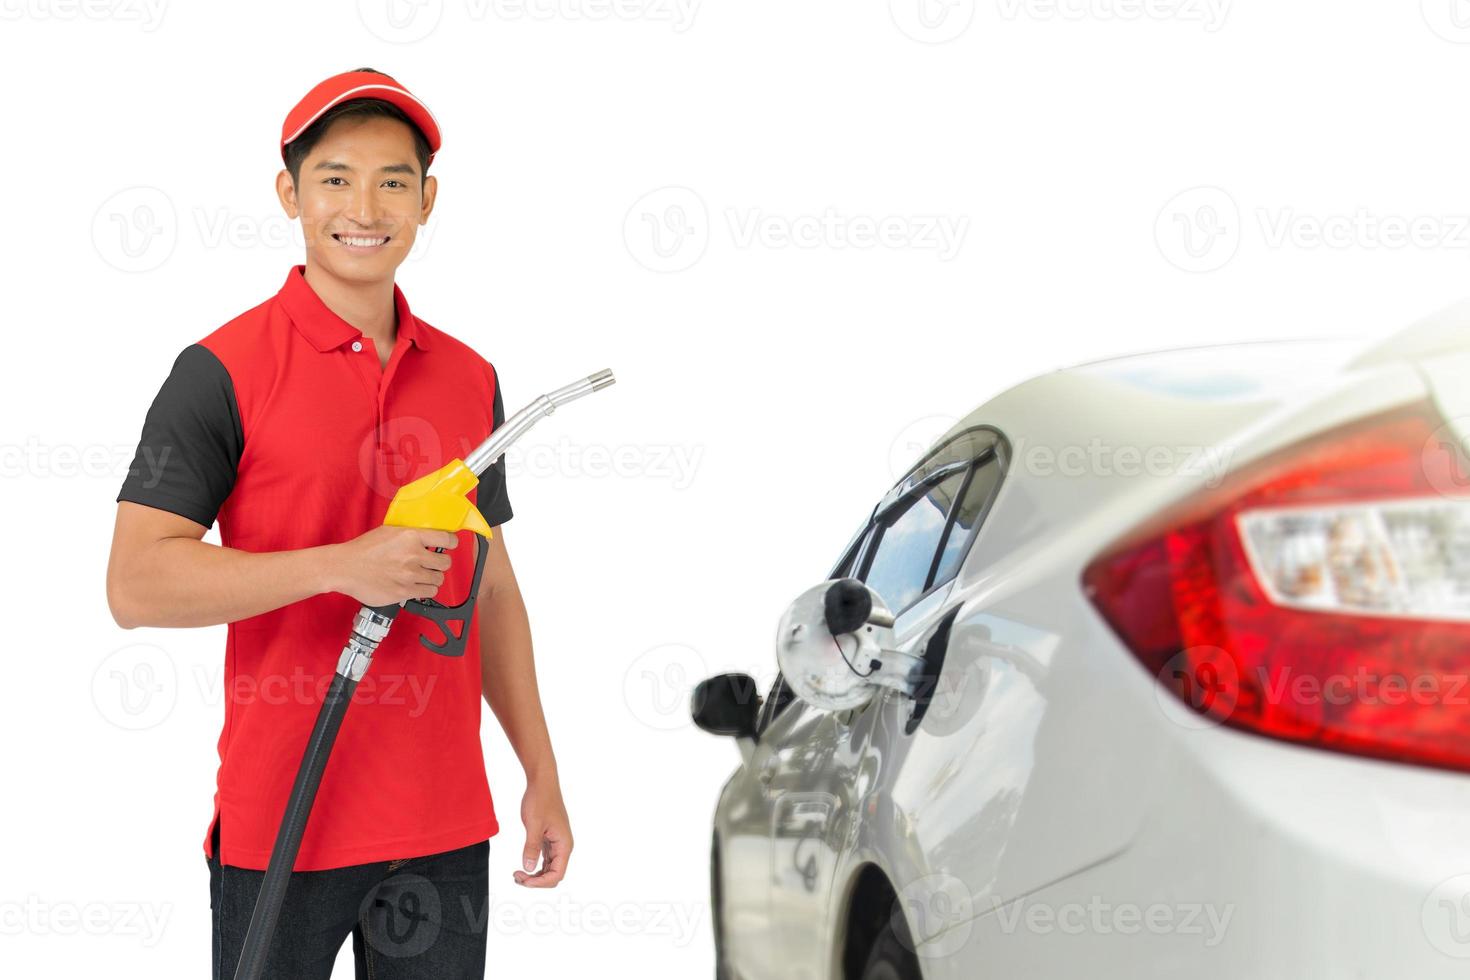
[1083,401,1470,774]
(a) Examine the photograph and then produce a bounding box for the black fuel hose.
[232,671,356,980]
[233,600,402,980]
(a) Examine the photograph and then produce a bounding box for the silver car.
[694,311,1470,980]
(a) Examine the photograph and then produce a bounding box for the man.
[106,68,572,978]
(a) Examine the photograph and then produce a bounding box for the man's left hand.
[514,779,572,888]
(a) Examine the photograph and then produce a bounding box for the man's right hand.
[327,525,459,607]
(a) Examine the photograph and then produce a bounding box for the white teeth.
[338,235,388,247]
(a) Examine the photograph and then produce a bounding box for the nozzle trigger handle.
[403,533,490,658]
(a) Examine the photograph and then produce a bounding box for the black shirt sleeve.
[116,344,245,529]
[475,363,514,527]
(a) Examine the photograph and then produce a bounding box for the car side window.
[861,469,968,615]
[929,456,1003,586]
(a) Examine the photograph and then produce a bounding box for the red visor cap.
[281,70,441,168]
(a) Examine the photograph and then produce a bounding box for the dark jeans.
[208,820,491,979]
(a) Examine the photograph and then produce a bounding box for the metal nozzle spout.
[546,368,617,408]
[463,368,617,477]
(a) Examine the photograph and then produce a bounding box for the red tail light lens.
[1083,402,1470,774]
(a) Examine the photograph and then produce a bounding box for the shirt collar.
[276,264,431,353]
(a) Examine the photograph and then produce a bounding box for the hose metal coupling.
[336,606,396,681]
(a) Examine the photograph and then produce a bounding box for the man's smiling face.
[277,114,437,285]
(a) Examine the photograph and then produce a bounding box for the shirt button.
[351,341,363,352]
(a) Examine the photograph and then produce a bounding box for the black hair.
[283,68,432,189]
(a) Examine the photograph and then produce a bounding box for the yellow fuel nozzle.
[382,458,493,539]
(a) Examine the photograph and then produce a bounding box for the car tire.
[860,918,924,980]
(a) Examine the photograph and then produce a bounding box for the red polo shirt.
[116,264,512,871]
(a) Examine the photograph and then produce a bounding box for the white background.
[5,0,1470,976]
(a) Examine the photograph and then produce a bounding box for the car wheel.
[860,919,924,980]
